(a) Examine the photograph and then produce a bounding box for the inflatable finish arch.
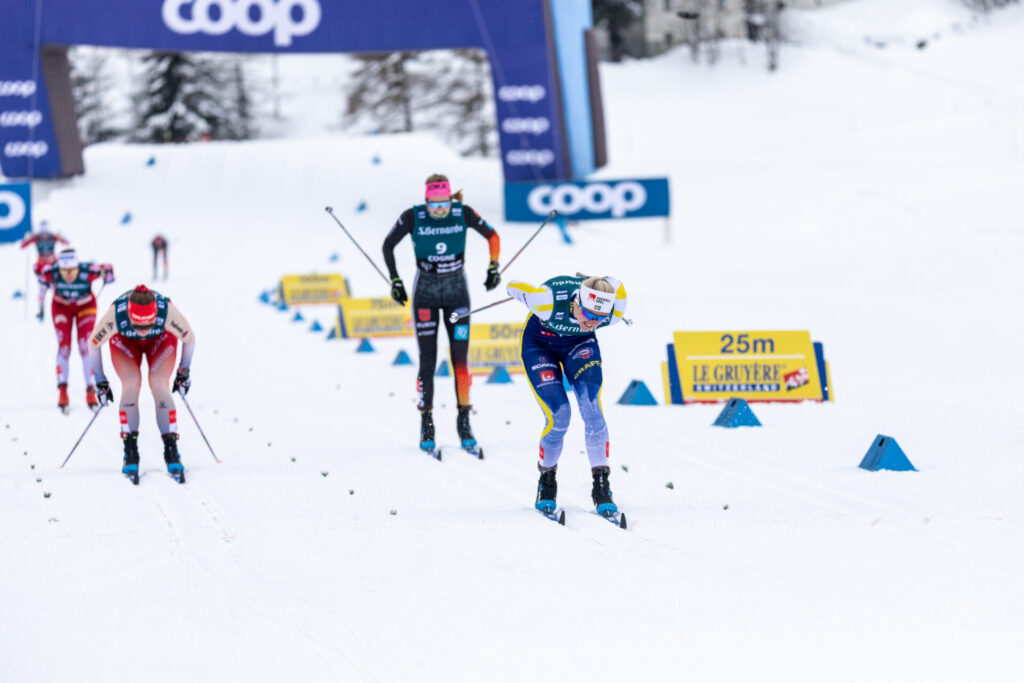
[0,0,604,182]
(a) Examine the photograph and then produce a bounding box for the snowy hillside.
[3,1,1023,681]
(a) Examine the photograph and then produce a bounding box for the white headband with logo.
[57,250,78,269]
[578,283,615,315]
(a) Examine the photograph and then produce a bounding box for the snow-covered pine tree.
[343,52,419,134]
[416,49,496,158]
[223,57,256,141]
[133,51,232,143]
[69,47,120,145]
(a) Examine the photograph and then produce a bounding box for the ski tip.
[558,509,566,525]
[620,513,627,530]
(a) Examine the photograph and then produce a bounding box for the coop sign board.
[335,297,412,338]
[669,331,830,403]
[0,181,31,243]
[468,322,525,375]
[504,177,670,222]
[278,273,349,306]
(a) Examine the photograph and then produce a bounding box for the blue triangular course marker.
[487,366,512,384]
[277,298,288,311]
[859,434,916,472]
[120,212,132,224]
[356,337,375,353]
[713,398,761,428]
[618,379,658,406]
[12,290,23,299]
[356,201,367,212]
[310,320,323,332]
[292,311,304,322]
[259,290,271,304]
[329,252,340,263]
[371,155,381,165]
[146,156,156,166]
[393,350,413,366]
[326,327,338,340]
[436,360,450,376]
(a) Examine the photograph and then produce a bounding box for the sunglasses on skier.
[577,302,610,322]
[426,200,452,210]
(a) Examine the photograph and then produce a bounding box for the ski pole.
[448,297,513,324]
[59,406,105,468]
[179,393,221,464]
[500,210,558,275]
[324,206,390,285]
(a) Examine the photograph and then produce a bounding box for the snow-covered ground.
[3,1,1023,681]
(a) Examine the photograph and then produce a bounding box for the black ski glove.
[173,367,191,396]
[390,277,408,306]
[484,261,500,291]
[96,381,114,407]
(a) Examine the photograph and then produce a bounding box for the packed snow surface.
[2,1,1023,681]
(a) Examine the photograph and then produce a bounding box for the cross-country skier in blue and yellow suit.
[506,274,628,515]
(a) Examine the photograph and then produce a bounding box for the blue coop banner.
[0,0,604,183]
[504,177,671,222]
[0,182,31,243]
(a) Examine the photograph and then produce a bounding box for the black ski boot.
[122,432,140,475]
[456,405,476,448]
[591,466,617,515]
[419,410,436,451]
[535,466,558,513]
[162,433,184,478]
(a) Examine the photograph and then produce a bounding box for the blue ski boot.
[535,466,557,513]
[456,405,476,449]
[591,466,617,516]
[163,433,185,480]
[121,432,140,475]
[419,410,436,451]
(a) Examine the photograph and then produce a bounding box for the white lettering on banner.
[4,141,49,158]
[0,111,43,127]
[527,182,648,218]
[501,117,550,135]
[0,81,37,98]
[0,190,27,230]
[505,149,555,167]
[498,85,546,103]
[162,0,322,47]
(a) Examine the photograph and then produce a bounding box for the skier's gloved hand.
[102,264,115,284]
[96,381,114,407]
[390,277,408,306]
[484,261,500,291]
[173,368,191,396]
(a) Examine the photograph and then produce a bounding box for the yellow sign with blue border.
[279,273,349,306]
[469,322,525,374]
[668,331,832,403]
[335,297,413,338]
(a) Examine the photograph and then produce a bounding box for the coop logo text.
[162,0,322,47]
[527,181,647,218]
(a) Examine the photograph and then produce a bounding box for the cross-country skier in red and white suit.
[37,248,114,411]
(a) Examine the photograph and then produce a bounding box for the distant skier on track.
[506,275,628,522]
[87,285,196,482]
[21,220,70,320]
[37,249,115,411]
[150,234,169,280]
[382,173,501,454]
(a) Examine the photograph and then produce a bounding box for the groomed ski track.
[3,3,1024,680]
